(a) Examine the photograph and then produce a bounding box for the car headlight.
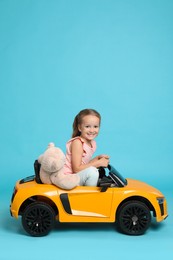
[156,197,165,204]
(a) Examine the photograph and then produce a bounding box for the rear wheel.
[116,200,151,235]
[22,202,55,236]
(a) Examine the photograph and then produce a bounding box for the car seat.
[34,160,43,184]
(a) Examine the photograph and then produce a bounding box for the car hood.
[125,178,164,197]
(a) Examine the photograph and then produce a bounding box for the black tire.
[116,200,151,235]
[22,202,55,236]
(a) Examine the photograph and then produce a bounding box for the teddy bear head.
[38,142,65,184]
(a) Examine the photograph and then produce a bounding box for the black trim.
[19,175,35,184]
[159,203,164,216]
[11,187,17,203]
[60,193,72,214]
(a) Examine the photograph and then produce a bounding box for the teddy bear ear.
[47,142,55,149]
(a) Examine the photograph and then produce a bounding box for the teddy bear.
[38,142,80,190]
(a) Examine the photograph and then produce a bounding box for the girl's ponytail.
[72,115,81,137]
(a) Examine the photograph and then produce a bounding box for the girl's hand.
[98,154,110,160]
[97,157,109,168]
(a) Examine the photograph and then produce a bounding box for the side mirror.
[100,183,110,192]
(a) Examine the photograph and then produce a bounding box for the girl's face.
[78,115,100,143]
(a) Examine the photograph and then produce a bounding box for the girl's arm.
[71,139,109,173]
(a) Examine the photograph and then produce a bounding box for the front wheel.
[22,202,55,236]
[116,200,151,235]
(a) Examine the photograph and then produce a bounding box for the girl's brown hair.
[72,109,101,138]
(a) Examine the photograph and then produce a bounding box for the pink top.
[64,136,97,174]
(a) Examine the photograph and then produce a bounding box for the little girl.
[64,108,109,186]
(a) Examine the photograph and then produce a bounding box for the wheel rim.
[119,203,151,235]
[22,203,55,236]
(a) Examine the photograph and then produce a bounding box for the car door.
[67,186,113,218]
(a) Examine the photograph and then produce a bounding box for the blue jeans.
[77,166,99,186]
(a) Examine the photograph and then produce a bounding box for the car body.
[10,162,168,236]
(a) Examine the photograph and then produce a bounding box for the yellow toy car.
[10,161,168,236]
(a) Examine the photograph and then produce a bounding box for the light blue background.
[0,0,172,259]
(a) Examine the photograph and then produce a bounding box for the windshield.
[108,165,127,186]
